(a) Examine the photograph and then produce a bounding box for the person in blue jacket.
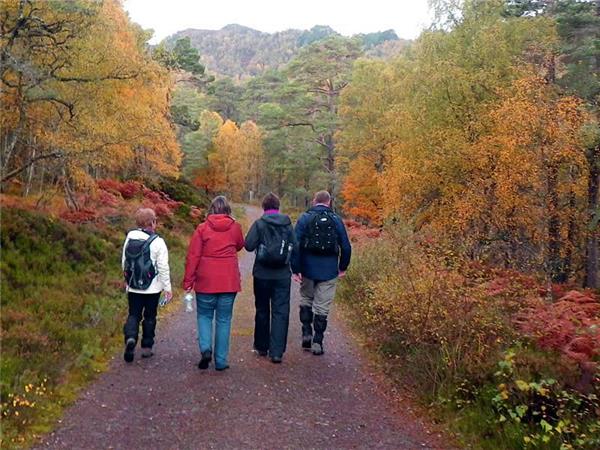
[291,190,351,355]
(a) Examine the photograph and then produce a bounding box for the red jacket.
[183,214,245,294]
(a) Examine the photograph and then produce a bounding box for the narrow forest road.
[36,205,449,450]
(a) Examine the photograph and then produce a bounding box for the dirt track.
[35,205,449,450]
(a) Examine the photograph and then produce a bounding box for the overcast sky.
[124,0,433,44]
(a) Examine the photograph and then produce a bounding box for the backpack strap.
[142,233,159,250]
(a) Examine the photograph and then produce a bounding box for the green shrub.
[0,209,124,448]
[146,176,209,208]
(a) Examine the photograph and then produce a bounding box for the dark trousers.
[123,292,160,349]
[253,277,291,358]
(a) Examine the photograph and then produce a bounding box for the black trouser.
[253,277,291,358]
[123,292,160,349]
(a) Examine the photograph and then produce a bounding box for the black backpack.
[255,219,293,268]
[303,210,339,255]
[124,231,159,290]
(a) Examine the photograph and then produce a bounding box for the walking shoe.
[123,338,136,363]
[302,335,312,350]
[215,365,230,371]
[311,342,324,356]
[270,355,282,364]
[198,350,212,370]
[141,348,153,358]
[253,346,268,357]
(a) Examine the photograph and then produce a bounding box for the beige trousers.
[299,277,338,316]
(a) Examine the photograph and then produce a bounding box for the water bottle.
[184,292,194,312]
[158,294,167,307]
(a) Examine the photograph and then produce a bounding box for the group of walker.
[121,190,352,370]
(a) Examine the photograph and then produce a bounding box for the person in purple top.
[244,192,297,363]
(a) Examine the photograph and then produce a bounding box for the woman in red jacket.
[183,196,244,371]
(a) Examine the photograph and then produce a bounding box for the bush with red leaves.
[118,181,143,199]
[140,187,182,218]
[189,206,203,220]
[344,220,381,243]
[98,190,120,208]
[96,179,122,196]
[515,290,600,368]
[60,209,98,224]
[485,270,540,298]
[97,179,143,199]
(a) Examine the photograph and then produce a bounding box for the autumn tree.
[337,58,398,224]
[208,119,265,200]
[0,0,180,205]
[458,77,589,280]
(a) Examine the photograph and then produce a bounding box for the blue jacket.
[291,205,352,281]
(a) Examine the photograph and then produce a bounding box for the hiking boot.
[215,365,230,372]
[270,355,283,364]
[123,338,136,363]
[198,350,212,370]
[312,314,327,356]
[311,342,324,355]
[302,335,312,350]
[300,306,313,350]
[141,347,153,359]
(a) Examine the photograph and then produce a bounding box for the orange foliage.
[340,158,382,224]
[1,0,181,196]
[207,120,264,199]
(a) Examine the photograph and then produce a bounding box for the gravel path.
[35,206,449,450]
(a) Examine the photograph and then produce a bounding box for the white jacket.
[122,229,172,294]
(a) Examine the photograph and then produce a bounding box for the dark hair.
[313,190,331,205]
[261,192,280,211]
[208,195,232,215]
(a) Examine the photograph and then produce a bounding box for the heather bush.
[338,230,600,448]
[1,209,123,446]
[145,176,209,209]
[339,229,520,393]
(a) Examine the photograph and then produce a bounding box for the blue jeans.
[196,293,236,369]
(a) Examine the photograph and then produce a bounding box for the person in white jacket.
[122,208,172,362]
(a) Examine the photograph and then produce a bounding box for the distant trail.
[36,205,448,449]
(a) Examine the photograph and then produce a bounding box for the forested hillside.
[163,24,406,78]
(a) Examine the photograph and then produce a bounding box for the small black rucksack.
[124,232,159,290]
[255,219,293,268]
[303,210,339,255]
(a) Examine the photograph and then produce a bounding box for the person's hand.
[338,270,346,278]
[164,290,173,303]
[292,273,302,283]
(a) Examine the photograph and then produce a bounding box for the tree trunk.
[24,142,36,196]
[585,144,599,288]
[585,1,600,288]
[563,188,577,283]
[547,163,563,282]
[326,81,337,196]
